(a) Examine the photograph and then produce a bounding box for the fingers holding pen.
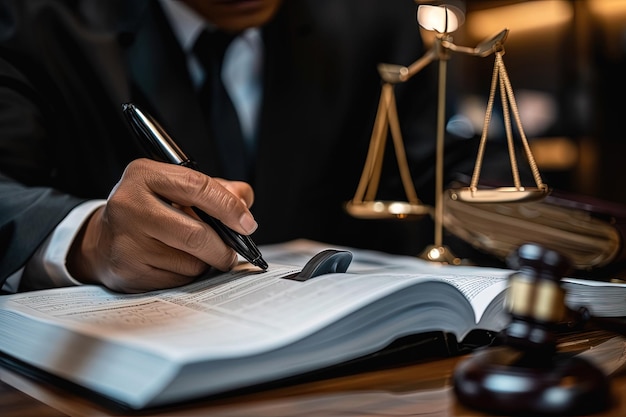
[144,160,258,235]
[109,104,267,288]
[68,159,257,293]
[215,178,255,209]
[120,159,256,264]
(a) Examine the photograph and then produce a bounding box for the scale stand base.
[419,244,462,265]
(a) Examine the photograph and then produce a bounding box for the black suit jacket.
[0,0,488,282]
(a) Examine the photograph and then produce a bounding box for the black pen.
[121,103,268,270]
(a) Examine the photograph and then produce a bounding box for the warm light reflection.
[425,246,462,265]
[588,0,626,20]
[530,137,579,170]
[417,5,462,33]
[427,246,444,260]
[466,1,573,40]
[372,202,386,213]
[455,89,560,140]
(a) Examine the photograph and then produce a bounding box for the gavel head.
[502,243,573,354]
[453,243,612,415]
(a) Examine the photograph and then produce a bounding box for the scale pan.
[448,187,549,203]
[345,200,431,220]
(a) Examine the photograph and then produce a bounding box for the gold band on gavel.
[505,273,566,323]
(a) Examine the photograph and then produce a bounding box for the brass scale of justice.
[343,19,626,415]
[344,23,550,264]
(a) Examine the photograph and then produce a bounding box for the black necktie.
[193,29,250,181]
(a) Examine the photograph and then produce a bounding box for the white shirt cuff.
[22,199,106,290]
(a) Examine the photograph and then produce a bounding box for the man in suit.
[0,0,487,293]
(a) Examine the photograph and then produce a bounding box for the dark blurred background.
[428,0,626,204]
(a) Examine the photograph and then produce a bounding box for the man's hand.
[67,158,257,293]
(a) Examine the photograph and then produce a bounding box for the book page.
[261,239,626,319]
[261,239,511,320]
[0,265,422,357]
[2,254,510,362]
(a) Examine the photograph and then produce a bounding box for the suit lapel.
[124,2,222,176]
[255,1,337,187]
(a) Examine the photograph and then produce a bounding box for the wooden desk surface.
[2,330,625,417]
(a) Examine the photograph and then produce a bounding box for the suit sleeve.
[0,58,87,284]
[0,174,86,284]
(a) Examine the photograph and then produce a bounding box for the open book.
[1,240,625,410]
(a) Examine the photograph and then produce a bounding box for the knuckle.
[105,192,131,215]
[180,169,209,195]
[213,250,238,271]
[178,257,208,277]
[182,225,236,271]
[125,158,151,176]
[182,223,210,252]
[181,173,243,216]
[206,184,241,214]
[219,191,241,213]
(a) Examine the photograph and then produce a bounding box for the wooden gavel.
[453,243,623,416]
